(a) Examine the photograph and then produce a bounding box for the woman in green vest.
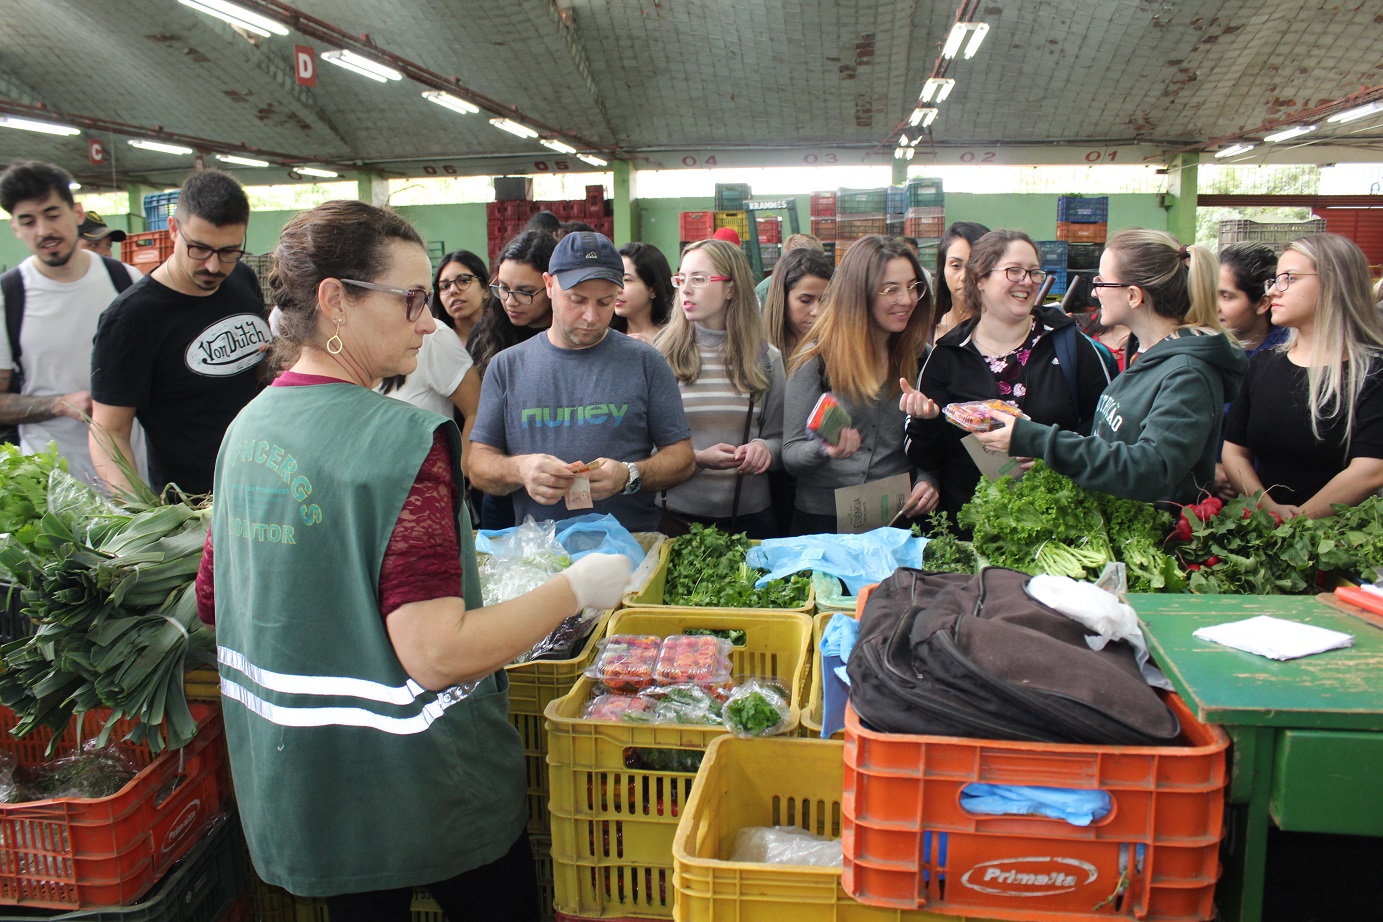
[195,200,630,922]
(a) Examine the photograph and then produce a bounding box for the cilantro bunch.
[663,525,809,609]
[0,444,66,556]
[917,513,977,574]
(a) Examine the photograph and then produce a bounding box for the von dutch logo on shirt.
[185,314,272,377]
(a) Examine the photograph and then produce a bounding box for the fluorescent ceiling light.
[942,22,988,59]
[1326,101,1383,124]
[178,0,289,37]
[490,117,538,139]
[129,139,195,155]
[1264,124,1316,143]
[1214,143,1255,158]
[909,107,939,128]
[216,154,270,167]
[964,24,989,58]
[540,138,578,154]
[920,78,955,103]
[295,167,339,178]
[422,91,479,115]
[0,116,80,136]
[577,154,608,167]
[69,182,81,191]
[321,49,402,82]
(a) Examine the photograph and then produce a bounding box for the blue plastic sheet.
[744,527,925,594]
[960,783,1112,827]
[819,613,858,739]
[477,514,646,567]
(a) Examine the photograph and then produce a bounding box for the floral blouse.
[976,317,1051,406]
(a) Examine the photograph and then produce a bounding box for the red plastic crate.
[120,231,173,269]
[586,185,605,203]
[842,692,1227,921]
[810,218,837,242]
[1055,222,1108,243]
[810,192,837,217]
[0,702,227,908]
[757,217,783,244]
[679,211,715,241]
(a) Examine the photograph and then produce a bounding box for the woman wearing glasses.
[1222,234,1383,518]
[434,249,489,344]
[903,230,1113,525]
[655,238,785,537]
[782,235,936,534]
[613,241,674,342]
[465,230,555,378]
[196,200,630,922]
[976,229,1246,505]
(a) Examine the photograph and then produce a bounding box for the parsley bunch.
[663,525,810,609]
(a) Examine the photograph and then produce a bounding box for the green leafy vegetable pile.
[0,444,66,551]
[722,685,790,737]
[663,525,810,608]
[0,470,214,754]
[917,513,977,574]
[958,461,1184,592]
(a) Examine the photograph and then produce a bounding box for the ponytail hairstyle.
[656,238,769,397]
[791,235,932,404]
[1281,233,1383,443]
[762,247,834,361]
[1103,229,1221,330]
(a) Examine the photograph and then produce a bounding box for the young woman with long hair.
[976,229,1245,505]
[612,241,673,342]
[1223,233,1383,518]
[656,239,784,537]
[782,235,937,534]
[931,221,990,341]
[762,247,834,364]
[465,230,556,379]
[904,229,1112,525]
[433,249,489,345]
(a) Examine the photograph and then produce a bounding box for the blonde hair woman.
[1223,233,1383,518]
[782,235,936,535]
[976,229,1245,504]
[656,238,784,536]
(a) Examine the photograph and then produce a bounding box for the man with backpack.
[1,161,140,482]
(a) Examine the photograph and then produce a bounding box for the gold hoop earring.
[326,320,344,355]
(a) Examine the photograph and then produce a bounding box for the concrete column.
[891,157,909,187]
[1165,152,1199,244]
[354,171,389,207]
[124,182,158,233]
[612,161,636,243]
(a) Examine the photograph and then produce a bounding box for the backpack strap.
[2,268,25,386]
[1052,323,1082,425]
[99,255,135,295]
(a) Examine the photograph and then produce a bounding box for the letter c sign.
[295,45,316,86]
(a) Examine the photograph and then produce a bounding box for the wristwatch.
[621,462,642,494]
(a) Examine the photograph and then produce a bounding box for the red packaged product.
[586,634,663,692]
[653,634,734,689]
[583,693,656,722]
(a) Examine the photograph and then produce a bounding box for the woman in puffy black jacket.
[904,229,1113,525]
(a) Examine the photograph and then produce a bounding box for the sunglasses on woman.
[340,279,432,321]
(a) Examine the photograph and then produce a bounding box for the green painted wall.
[1,193,1173,276]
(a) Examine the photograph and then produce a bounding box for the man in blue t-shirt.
[469,231,694,531]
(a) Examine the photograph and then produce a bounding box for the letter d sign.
[295,45,316,86]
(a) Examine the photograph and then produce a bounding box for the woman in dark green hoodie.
[976,229,1247,505]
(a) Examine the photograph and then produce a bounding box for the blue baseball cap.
[549,231,624,290]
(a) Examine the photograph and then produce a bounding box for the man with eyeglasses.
[0,161,141,482]
[469,231,695,531]
[90,170,270,497]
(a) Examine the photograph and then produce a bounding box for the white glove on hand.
[561,553,632,612]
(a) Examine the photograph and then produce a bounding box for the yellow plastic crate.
[802,611,844,741]
[185,665,221,701]
[508,532,665,837]
[546,608,812,919]
[712,210,749,239]
[673,736,997,922]
[623,540,814,614]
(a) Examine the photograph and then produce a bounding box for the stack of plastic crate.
[904,177,945,258]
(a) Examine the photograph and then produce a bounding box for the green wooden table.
[1135,593,1383,922]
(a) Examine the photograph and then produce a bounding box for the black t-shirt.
[1224,348,1383,506]
[91,263,269,495]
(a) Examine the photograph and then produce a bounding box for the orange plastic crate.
[1054,222,1108,243]
[0,703,227,908]
[842,692,1228,921]
[119,230,174,269]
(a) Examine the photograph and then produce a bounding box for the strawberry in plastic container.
[583,692,656,722]
[586,634,662,693]
[653,634,734,691]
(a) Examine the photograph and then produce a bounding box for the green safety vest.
[211,381,523,896]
